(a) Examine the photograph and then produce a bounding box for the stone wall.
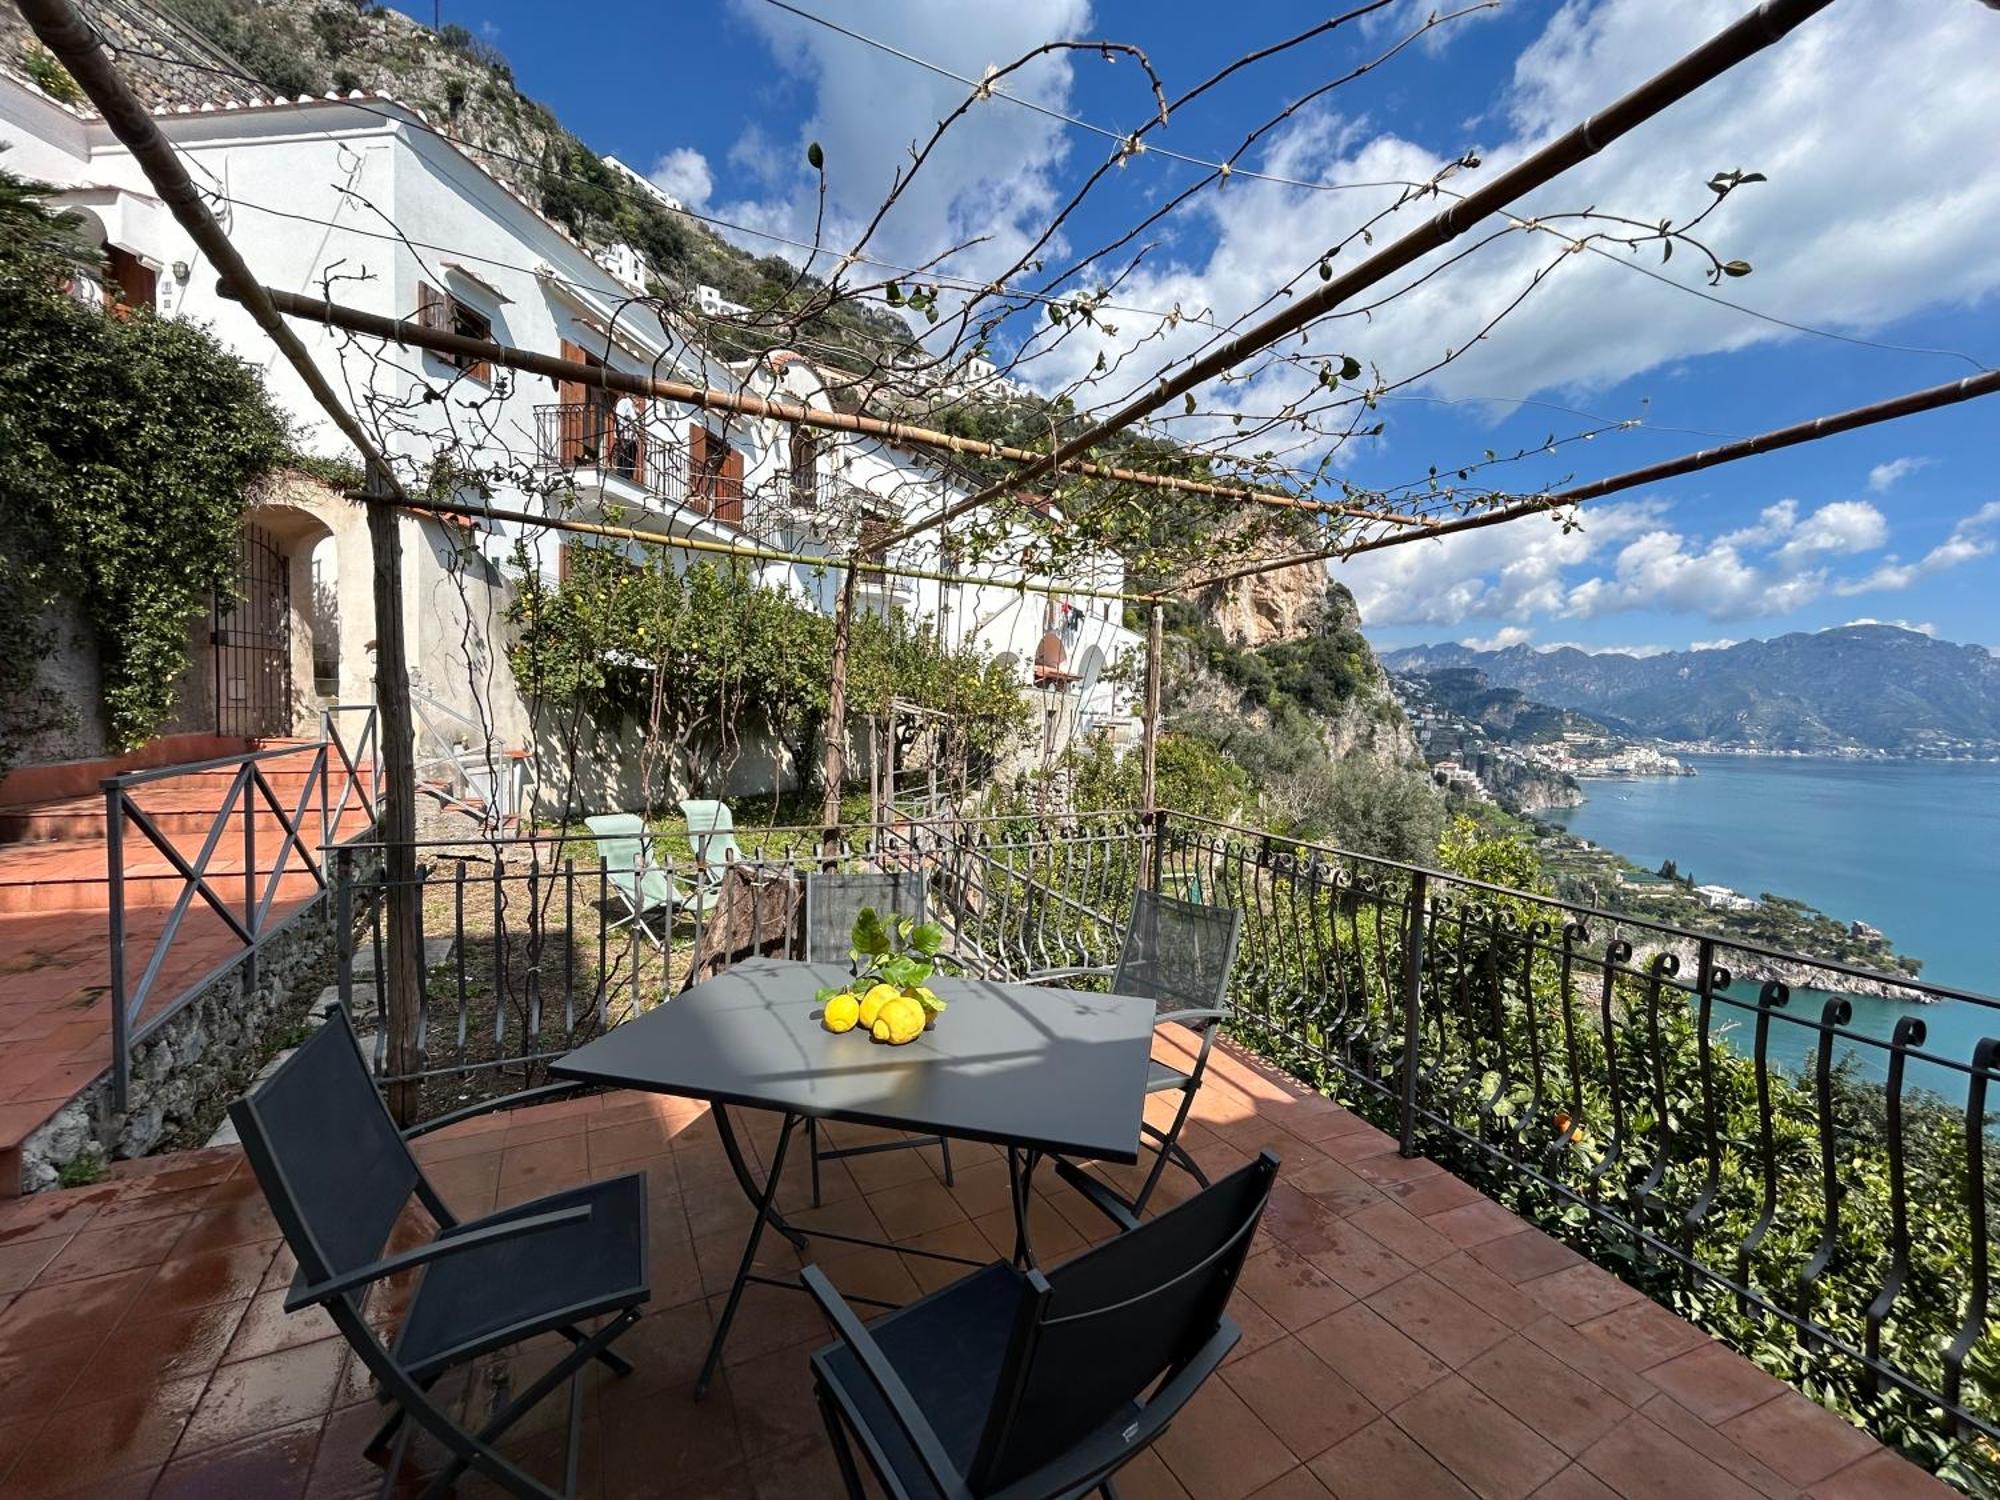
[14,866,367,1193]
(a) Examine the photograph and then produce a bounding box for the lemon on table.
[822,992,860,1034]
[858,983,900,1029]
[871,995,926,1046]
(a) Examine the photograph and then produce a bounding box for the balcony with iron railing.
[0,808,1979,1497]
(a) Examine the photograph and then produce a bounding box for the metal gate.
[213,524,291,737]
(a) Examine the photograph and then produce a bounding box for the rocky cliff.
[1199,557,1336,649]
[1180,571,1424,775]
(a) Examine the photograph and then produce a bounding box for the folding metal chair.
[583,812,713,948]
[801,870,953,1204]
[679,798,746,889]
[807,1151,1278,1499]
[1053,888,1243,1227]
[227,1008,649,1500]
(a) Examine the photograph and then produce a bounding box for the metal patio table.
[553,956,1157,1395]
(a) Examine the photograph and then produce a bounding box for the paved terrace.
[0,1029,1953,1500]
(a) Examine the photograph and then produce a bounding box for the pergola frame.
[24,0,1992,1131]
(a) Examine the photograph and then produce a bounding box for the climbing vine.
[504,544,1028,793]
[0,166,292,770]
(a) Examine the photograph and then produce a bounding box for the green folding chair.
[584,814,714,948]
[679,799,746,889]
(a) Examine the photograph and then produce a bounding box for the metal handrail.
[104,709,383,1108]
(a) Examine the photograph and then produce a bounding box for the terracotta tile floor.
[0,1030,1958,1499]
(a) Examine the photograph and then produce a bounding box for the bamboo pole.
[222,282,1424,528]
[1141,603,1164,816]
[881,0,1838,550]
[362,466,425,1121]
[15,0,432,1122]
[1177,365,2000,593]
[821,564,859,859]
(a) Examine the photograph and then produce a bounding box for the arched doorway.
[212,522,291,738]
[227,502,339,737]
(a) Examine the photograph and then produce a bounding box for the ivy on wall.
[0,166,291,769]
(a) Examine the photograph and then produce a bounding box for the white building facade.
[0,76,1138,807]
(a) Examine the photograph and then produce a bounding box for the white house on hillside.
[0,74,1138,807]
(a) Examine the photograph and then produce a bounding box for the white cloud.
[1689,638,1736,651]
[714,0,1091,326]
[1561,524,1824,623]
[1839,617,1935,635]
[1460,626,1534,650]
[1029,0,2000,434]
[1345,487,1929,631]
[1837,500,2000,595]
[648,147,714,210]
[1337,497,1666,627]
[1771,499,1886,568]
[1717,500,1797,550]
[1867,457,1931,492]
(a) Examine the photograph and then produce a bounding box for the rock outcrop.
[1200,558,1336,649]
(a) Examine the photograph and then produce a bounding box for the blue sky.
[404,0,1999,653]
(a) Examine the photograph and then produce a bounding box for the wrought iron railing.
[331,812,1140,1107]
[329,806,1997,1468]
[105,704,380,1107]
[1154,810,2000,1467]
[533,403,673,496]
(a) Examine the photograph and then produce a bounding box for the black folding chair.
[802,869,953,1204]
[807,1150,1278,1499]
[1052,888,1243,1228]
[227,1008,649,1500]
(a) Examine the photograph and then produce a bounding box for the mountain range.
[1377,625,2000,754]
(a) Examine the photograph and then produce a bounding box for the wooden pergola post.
[820,562,859,859]
[1141,603,1164,890]
[364,464,424,1123]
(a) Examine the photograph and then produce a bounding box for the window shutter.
[629,395,648,487]
[557,341,588,464]
[417,281,447,331]
[717,444,744,526]
[688,422,711,514]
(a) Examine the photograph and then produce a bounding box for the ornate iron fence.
[1156,810,1999,1463]
[330,805,1996,1462]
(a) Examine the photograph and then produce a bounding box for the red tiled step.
[0,758,375,840]
[0,809,373,914]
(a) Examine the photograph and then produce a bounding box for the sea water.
[1539,755,2000,1100]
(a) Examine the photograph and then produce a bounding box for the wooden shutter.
[557,340,588,464]
[417,281,448,331]
[628,395,648,487]
[716,443,744,526]
[688,422,712,514]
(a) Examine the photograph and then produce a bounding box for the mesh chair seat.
[228,1009,650,1500]
[810,1154,1278,1499]
[1147,1058,1191,1092]
[394,1175,648,1380]
[1051,889,1244,1224]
